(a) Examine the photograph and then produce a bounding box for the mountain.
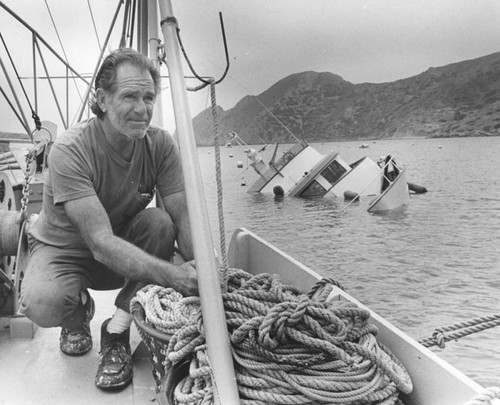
[192,52,500,145]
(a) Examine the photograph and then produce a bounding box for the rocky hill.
[193,52,500,145]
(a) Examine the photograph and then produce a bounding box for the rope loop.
[432,330,447,349]
[308,277,345,300]
[419,313,500,348]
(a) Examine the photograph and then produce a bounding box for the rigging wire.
[119,0,132,49]
[43,0,84,105]
[173,11,301,146]
[0,33,38,136]
[172,12,230,91]
[43,0,69,63]
[86,0,102,50]
[0,85,31,135]
[74,0,125,124]
[225,72,304,145]
[252,95,305,144]
[182,44,303,144]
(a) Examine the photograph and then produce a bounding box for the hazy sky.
[2,0,500,134]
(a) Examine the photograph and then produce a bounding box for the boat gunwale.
[367,167,410,212]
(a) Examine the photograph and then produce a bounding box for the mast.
[146,0,164,128]
[137,0,149,55]
[156,1,240,404]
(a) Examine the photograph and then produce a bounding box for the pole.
[156,1,239,404]
[146,1,164,128]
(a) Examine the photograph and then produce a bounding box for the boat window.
[299,180,326,197]
[321,160,347,184]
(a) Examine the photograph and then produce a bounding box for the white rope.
[466,387,500,405]
[134,272,413,405]
[131,284,199,335]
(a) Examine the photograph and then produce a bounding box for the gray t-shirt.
[30,117,184,249]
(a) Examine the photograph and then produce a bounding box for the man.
[378,155,399,190]
[20,48,198,390]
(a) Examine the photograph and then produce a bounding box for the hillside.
[193,52,500,145]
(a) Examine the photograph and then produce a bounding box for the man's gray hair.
[89,48,161,118]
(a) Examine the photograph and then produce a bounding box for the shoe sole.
[95,376,133,391]
[60,344,93,356]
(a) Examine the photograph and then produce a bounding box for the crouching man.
[20,48,198,390]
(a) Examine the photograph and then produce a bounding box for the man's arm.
[64,195,198,296]
[161,190,194,262]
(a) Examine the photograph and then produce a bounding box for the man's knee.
[123,208,177,258]
[132,207,176,235]
[21,284,80,328]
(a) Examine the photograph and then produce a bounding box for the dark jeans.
[20,208,176,330]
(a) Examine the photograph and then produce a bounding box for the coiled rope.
[418,313,500,349]
[132,270,412,404]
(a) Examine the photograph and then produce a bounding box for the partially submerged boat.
[0,1,498,404]
[367,157,411,213]
[343,154,412,213]
[240,135,411,212]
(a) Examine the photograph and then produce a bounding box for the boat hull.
[368,168,411,213]
[287,152,351,197]
[227,227,496,405]
[325,156,382,197]
[247,145,325,194]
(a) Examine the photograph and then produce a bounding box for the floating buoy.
[273,185,284,197]
[237,161,243,168]
[408,182,428,194]
[343,190,359,201]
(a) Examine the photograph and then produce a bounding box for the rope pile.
[132,269,413,404]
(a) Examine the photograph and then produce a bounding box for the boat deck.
[0,290,159,405]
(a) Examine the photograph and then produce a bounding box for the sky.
[1,0,500,135]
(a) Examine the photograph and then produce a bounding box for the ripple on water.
[199,137,500,387]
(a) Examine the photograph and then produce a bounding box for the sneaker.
[60,291,95,356]
[95,318,133,390]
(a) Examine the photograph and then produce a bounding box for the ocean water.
[197,136,500,388]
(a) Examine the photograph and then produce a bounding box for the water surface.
[198,136,500,387]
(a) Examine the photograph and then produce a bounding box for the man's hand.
[164,260,198,297]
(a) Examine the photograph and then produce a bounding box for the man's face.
[99,63,157,139]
